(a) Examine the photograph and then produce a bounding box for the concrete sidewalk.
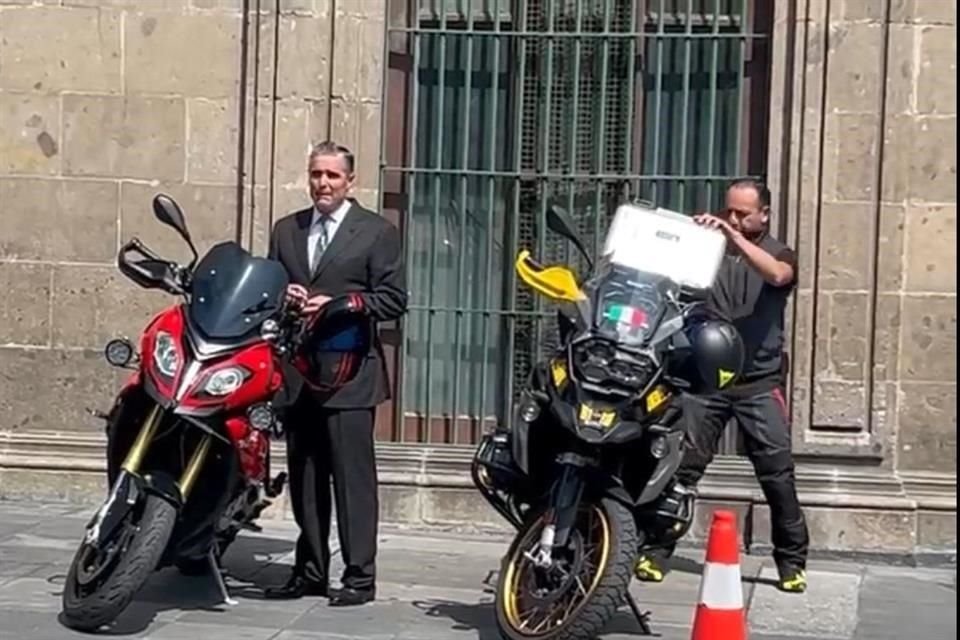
[0,501,954,640]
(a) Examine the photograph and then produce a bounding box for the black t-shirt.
[707,232,797,392]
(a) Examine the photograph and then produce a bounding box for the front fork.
[526,457,587,569]
[86,402,212,548]
[119,402,213,500]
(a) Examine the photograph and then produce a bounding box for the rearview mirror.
[515,250,585,303]
[546,205,593,270]
[152,193,199,268]
[152,194,190,239]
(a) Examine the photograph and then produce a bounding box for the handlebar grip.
[125,237,164,262]
[117,239,183,295]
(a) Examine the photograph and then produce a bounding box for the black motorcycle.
[472,204,745,640]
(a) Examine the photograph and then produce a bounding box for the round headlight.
[104,339,135,367]
[248,403,275,431]
[650,436,668,459]
[519,400,540,423]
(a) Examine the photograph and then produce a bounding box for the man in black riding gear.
[635,179,810,594]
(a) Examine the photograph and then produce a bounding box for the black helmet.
[688,319,745,391]
[293,295,369,393]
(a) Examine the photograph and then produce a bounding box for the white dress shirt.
[308,199,350,272]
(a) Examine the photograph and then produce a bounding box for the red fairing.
[224,417,268,481]
[178,341,282,411]
[140,306,187,401]
[138,304,282,411]
[136,303,281,482]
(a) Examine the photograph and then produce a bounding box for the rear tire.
[495,498,637,640]
[61,494,178,632]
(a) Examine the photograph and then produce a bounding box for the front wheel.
[495,498,637,640]
[61,494,177,632]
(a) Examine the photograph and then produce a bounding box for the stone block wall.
[761,0,956,551]
[769,0,956,470]
[0,0,384,435]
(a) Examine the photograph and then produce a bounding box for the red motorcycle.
[60,194,360,632]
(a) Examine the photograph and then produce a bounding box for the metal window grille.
[380,0,773,451]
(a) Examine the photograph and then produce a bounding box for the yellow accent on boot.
[634,556,665,583]
[778,569,807,593]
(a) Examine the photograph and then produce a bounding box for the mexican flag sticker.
[604,304,648,327]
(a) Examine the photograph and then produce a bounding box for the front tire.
[495,498,637,640]
[61,494,177,632]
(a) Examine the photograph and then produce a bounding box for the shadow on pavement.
[412,598,676,639]
[741,573,779,588]
[413,599,501,640]
[44,535,294,636]
[664,555,704,576]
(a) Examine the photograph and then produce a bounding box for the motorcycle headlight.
[247,402,276,431]
[203,367,250,396]
[152,331,180,378]
[572,339,617,381]
[572,338,655,390]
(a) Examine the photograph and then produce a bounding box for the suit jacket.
[268,200,407,409]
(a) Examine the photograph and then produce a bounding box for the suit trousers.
[285,397,379,590]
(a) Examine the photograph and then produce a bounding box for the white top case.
[600,202,727,291]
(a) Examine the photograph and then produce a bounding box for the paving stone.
[854,570,957,640]
[0,502,955,640]
[140,621,278,639]
[748,567,860,638]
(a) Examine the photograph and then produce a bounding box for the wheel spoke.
[503,503,614,637]
[575,576,588,597]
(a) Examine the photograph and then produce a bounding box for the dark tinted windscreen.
[187,242,289,340]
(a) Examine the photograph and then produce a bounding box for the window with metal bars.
[382,0,772,447]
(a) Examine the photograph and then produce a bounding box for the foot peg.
[86,407,110,421]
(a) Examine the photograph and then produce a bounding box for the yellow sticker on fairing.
[550,360,568,388]
[579,404,616,429]
[645,385,670,413]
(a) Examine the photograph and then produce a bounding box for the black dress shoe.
[328,586,375,607]
[263,574,328,599]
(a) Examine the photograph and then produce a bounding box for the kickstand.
[208,547,238,606]
[625,588,653,635]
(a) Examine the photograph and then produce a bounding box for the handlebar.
[129,237,162,262]
[117,238,187,296]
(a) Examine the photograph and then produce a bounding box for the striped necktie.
[311,215,330,275]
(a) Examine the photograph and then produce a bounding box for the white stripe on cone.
[697,562,744,610]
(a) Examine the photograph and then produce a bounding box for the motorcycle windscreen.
[187,241,290,340]
[588,266,675,348]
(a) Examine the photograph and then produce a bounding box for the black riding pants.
[669,387,809,569]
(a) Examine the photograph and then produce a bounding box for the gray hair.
[308,140,355,175]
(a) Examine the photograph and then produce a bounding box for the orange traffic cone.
[690,509,748,640]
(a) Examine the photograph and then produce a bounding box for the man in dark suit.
[263,141,407,606]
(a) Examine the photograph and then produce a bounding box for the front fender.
[85,470,143,549]
[104,383,153,486]
[590,471,636,511]
[86,470,183,550]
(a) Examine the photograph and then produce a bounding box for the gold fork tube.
[177,434,212,499]
[120,404,163,475]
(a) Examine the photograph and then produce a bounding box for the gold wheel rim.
[501,504,612,636]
